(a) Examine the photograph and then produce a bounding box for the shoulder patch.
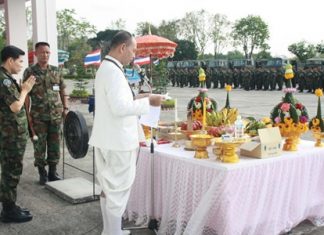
[3,78,12,87]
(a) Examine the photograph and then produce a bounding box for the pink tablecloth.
[125,140,324,235]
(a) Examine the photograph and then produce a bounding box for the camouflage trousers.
[0,133,27,203]
[32,120,61,167]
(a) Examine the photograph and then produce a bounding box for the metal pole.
[62,128,65,179]
[93,146,95,199]
[150,54,153,85]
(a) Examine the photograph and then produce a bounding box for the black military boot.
[14,204,31,215]
[38,166,48,185]
[1,202,33,223]
[48,165,62,181]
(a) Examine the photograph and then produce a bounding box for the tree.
[109,18,126,30]
[226,50,244,60]
[288,41,316,62]
[157,20,180,42]
[232,15,269,59]
[88,29,119,56]
[172,40,198,61]
[66,38,92,72]
[135,22,158,35]
[316,43,324,54]
[0,10,6,50]
[179,9,210,57]
[209,13,231,58]
[254,50,272,60]
[57,9,96,50]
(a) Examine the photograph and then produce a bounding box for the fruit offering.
[181,120,202,131]
[207,126,226,137]
[245,117,272,136]
[206,108,238,126]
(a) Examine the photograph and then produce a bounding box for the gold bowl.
[312,131,324,147]
[190,134,213,159]
[181,130,202,139]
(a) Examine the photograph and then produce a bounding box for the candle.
[203,97,206,130]
[174,98,178,122]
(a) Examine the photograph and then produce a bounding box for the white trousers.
[95,148,137,235]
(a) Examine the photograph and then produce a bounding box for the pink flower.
[283,88,297,94]
[299,116,308,123]
[274,116,281,123]
[198,88,208,93]
[280,103,290,112]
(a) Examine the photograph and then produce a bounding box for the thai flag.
[153,59,159,66]
[84,49,101,66]
[134,56,150,65]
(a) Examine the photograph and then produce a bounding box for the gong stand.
[45,110,99,203]
[62,110,97,200]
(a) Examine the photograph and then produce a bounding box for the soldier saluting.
[0,45,36,222]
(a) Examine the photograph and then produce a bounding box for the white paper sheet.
[139,105,161,128]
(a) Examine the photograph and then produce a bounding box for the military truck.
[229,58,254,68]
[305,57,324,68]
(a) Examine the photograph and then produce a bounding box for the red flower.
[295,103,303,110]
[195,96,202,102]
[207,108,212,112]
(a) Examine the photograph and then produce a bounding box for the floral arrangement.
[309,88,324,133]
[270,64,309,137]
[187,67,217,121]
[224,84,232,108]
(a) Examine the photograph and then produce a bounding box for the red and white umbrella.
[135,34,177,59]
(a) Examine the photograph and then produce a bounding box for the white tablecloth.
[125,140,324,235]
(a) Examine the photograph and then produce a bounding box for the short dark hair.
[109,30,133,50]
[1,45,25,63]
[35,42,50,49]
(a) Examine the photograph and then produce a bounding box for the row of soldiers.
[168,66,324,92]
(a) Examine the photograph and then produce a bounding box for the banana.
[227,108,239,124]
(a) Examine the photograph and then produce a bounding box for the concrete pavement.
[1,80,324,234]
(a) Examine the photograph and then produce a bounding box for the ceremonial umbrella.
[135,33,177,84]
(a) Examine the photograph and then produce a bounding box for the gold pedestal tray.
[313,131,324,147]
[213,139,246,163]
[190,134,213,159]
[168,132,185,148]
[281,132,301,151]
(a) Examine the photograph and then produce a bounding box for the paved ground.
[1,79,324,235]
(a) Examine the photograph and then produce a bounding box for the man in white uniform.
[89,31,163,235]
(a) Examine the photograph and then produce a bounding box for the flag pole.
[150,54,153,85]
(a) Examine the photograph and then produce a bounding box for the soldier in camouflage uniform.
[23,42,68,185]
[242,67,251,91]
[269,68,277,90]
[219,68,225,88]
[305,67,314,93]
[298,67,306,92]
[276,67,284,90]
[232,68,239,88]
[212,67,219,88]
[0,46,36,223]
[205,66,212,88]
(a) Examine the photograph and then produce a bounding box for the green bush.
[70,89,89,98]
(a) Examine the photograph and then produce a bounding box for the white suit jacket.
[89,56,149,151]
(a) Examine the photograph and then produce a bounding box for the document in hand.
[139,105,161,128]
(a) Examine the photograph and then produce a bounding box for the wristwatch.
[63,107,69,111]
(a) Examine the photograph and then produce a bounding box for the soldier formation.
[168,65,324,93]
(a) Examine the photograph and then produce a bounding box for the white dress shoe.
[122,229,131,235]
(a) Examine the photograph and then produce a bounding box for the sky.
[56,0,324,57]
